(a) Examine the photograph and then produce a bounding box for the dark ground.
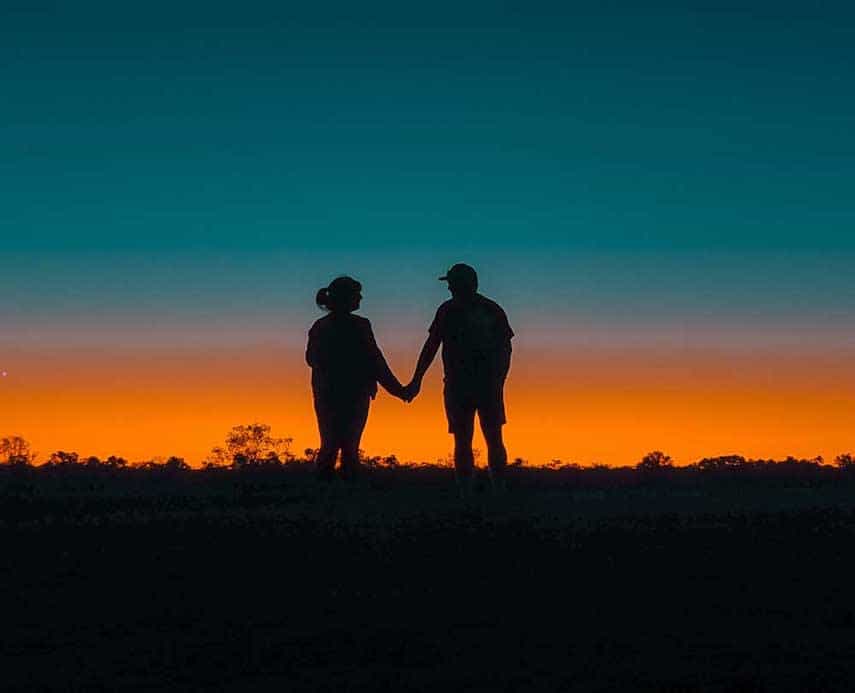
[3,464,855,692]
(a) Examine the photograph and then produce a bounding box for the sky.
[2,1,854,465]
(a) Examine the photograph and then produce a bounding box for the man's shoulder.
[476,294,513,337]
[475,293,504,309]
[475,293,509,319]
[435,298,455,314]
[430,299,455,321]
[428,299,453,335]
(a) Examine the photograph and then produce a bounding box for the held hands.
[388,375,421,403]
[387,378,420,403]
[402,378,421,403]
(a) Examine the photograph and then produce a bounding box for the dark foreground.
[3,464,855,692]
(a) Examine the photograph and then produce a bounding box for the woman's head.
[316,276,362,313]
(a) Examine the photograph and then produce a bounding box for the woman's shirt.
[306,313,384,401]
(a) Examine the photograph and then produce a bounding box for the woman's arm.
[365,323,405,398]
[305,325,319,368]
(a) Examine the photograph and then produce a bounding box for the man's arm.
[496,304,513,379]
[498,338,512,380]
[406,332,441,400]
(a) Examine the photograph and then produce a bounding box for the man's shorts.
[443,381,506,434]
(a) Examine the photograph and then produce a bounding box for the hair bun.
[315,287,329,308]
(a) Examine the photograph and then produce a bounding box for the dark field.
[3,464,855,692]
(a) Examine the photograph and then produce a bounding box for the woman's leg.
[315,442,338,480]
[340,396,370,481]
[314,398,339,481]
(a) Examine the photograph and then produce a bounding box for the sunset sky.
[2,2,854,465]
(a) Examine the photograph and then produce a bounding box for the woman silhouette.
[306,276,406,480]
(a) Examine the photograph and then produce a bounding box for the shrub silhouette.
[135,456,189,472]
[46,451,80,468]
[696,455,748,472]
[207,423,294,468]
[0,436,36,466]
[637,450,673,472]
[835,453,855,470]
[104,455,128,469]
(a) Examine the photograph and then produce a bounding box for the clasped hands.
[397,378,421,403]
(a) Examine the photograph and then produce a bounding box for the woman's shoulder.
[333,312,371,327]
[347,314,374,338]
[311,313,371,331]
[309,314,334,332]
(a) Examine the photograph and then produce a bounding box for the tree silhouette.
[696,455,747,472]
[835,453,855,470]
[164,456,189,471]
[208,423,294,468]
[46,451,80,467]
[636,450,673,472]
[104,455,128,469]
[0,435,36,466]
[134,456,187,471]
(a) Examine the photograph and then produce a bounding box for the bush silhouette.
[637,450,673,472]
[207,423,294,468]
[0,436,36,466]
[696,455,748,472]
[835,453,855,470]
[46,451,80,468]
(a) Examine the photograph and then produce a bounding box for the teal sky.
[2,1,854,339]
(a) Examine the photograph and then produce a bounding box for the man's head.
[439,263,478,297]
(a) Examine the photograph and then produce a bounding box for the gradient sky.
[2,2,854,465]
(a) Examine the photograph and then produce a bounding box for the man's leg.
[478,382,508,492]
[480,422,508,492]
[453,416,476,497]
[445,385,477,496]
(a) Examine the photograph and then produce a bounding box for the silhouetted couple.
[306,263,513,494]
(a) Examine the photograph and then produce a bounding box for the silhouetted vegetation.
[836,453,855,470]
[636,449,673,472]
[3,432,853,483]
[0,435,36,466]
[204,422,295,469]
[3,431,855,692]
[136,456,190,472]
[4,446,855,692]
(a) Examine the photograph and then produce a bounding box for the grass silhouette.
[3,458,855,691]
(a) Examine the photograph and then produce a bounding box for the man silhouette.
[405,264,513,494]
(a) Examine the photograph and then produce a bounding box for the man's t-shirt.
[429,293,513,388]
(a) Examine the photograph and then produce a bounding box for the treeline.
[532,450,855,484]
[2,429,853,475]
[0,425,401,472]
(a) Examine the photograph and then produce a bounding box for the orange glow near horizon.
[3,342,854,467]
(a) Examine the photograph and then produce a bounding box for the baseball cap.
[438,263,478,283]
